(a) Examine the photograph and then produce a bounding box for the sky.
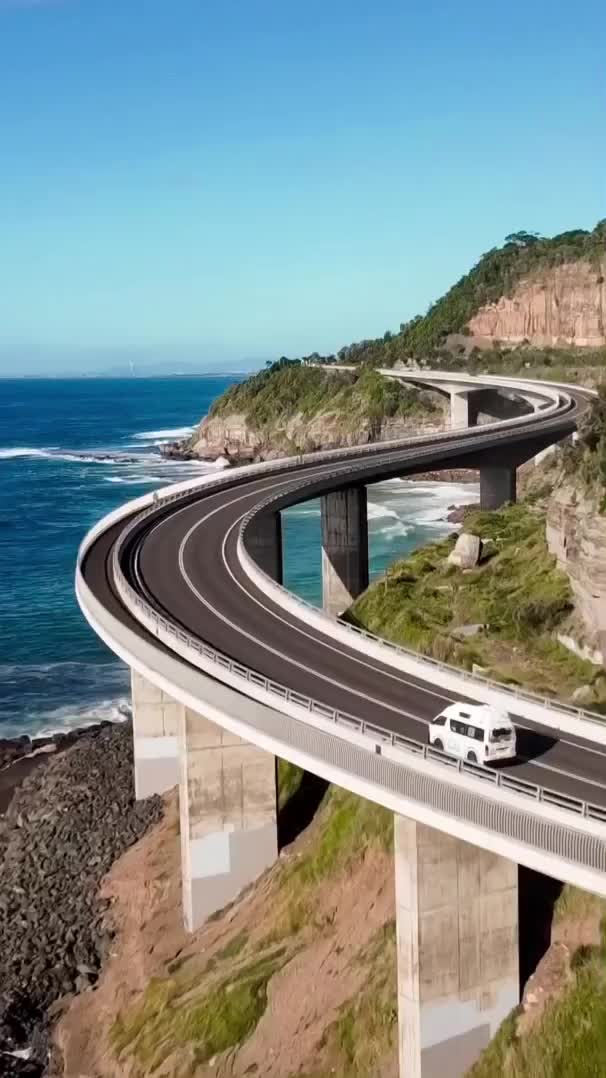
[0,0,604,376]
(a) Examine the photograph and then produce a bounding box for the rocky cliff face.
[468,259,606,347]
[187,397,448,462]
[546,486,606,665]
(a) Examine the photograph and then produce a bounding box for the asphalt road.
[82,387,606,813]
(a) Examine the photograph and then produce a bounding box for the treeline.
[209,362,437,429]
[265,220,606,371]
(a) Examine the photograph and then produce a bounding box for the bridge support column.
[178,707,278,932]
[245,510,283,583]
[395,817,518,1078]
[130,670,180,799]
[321,486,369,617]
[450,391,478,429]
[480,466,516,509]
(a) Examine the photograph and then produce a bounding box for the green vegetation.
[563,382,606,507]
[396,222,606,357]
[204,223,606,435]
[110,783,395,1074]
[285,785,393,888]
[348,503,606,704]
[294,922,398,1078]
[469,921,606,1078]
[210,360,437,434]
[111,949,286,1071]
[277,757,304,810]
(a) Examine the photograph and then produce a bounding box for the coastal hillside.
[176,222,606,462]
[341,220,606,364]
[184,363,445,461]
[53,773,606,1078]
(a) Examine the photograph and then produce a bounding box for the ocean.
[0,377,478,739]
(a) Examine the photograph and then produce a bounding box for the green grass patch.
[277,758,305,810]
[469,922,606,1077]
[111,949,286,1069]
[348,503,604,705]
[286,786,393,888]
[303,921,397,1078]
[209,360,438,437]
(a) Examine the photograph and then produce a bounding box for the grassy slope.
[347,502,606,706]
[209,361,439,432]
[469,918,606,1078]
[109,785,398,1077]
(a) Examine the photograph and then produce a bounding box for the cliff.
[180,364,446,461]
[467,258,606,347]
[546,487,606,666]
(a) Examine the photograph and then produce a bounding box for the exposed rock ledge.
[468,258,606,347]
[546,486,606,665]
[164,402,448,464]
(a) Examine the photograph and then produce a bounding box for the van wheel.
[467,751,478,764]
[433,738,444,752]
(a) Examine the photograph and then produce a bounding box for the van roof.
[441,702,512,728]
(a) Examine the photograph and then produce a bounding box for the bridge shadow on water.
[278,770,329,850]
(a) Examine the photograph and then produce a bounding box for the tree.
[504,231,542,247]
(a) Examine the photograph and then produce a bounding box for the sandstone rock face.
[447,533,482,569]
[546,486,606,665]
[189,399,448,461]
[468,259,606,347]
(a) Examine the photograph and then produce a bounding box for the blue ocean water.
[0,377,478,738]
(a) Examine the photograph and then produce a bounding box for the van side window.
[433,715,447,726]
[450,719,466,735]
[468,726,484,741]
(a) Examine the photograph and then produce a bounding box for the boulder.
[448,533,482,569]
[571,684,596,705]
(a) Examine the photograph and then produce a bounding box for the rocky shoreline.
[0,721,163,1077]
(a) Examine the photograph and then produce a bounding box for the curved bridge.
[76,372,604,1077]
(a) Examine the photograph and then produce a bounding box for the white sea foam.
[132,426,195,441]
[0,447,143,465]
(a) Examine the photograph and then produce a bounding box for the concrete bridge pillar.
[130,669,180,799]
[395,816,519,1078]
[450,391,478,430]
[179,707,278,932]
[480,466,517,509]
[321,486,369,617]
[246,509,283,583]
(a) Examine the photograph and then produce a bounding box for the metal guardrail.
[240,486,606,729]
[112,562,606,827]
[104,395,606,831]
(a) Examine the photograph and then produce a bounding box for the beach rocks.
[0,722,163,1076]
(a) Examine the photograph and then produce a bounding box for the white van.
[428,702,516,765]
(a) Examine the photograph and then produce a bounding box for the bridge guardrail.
[110,492,606,831]
[238,484,606,731]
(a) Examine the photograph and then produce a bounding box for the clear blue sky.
[0,0,604,375]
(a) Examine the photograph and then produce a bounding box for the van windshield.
[490,727,513,742]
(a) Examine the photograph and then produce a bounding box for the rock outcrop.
[546,486,606,665]
[447,532,482,569]
[184,403,447,462]
[468,259,606,347]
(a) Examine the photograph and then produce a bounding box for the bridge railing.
[109,482,606,830]
[239,481,606,732]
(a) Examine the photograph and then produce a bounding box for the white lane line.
[140,474,457,710]
[219,514,606,792]
[135,461,606,771]
[172,499,439,729]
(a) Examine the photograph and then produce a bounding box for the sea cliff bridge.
[76,370,604,1078]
